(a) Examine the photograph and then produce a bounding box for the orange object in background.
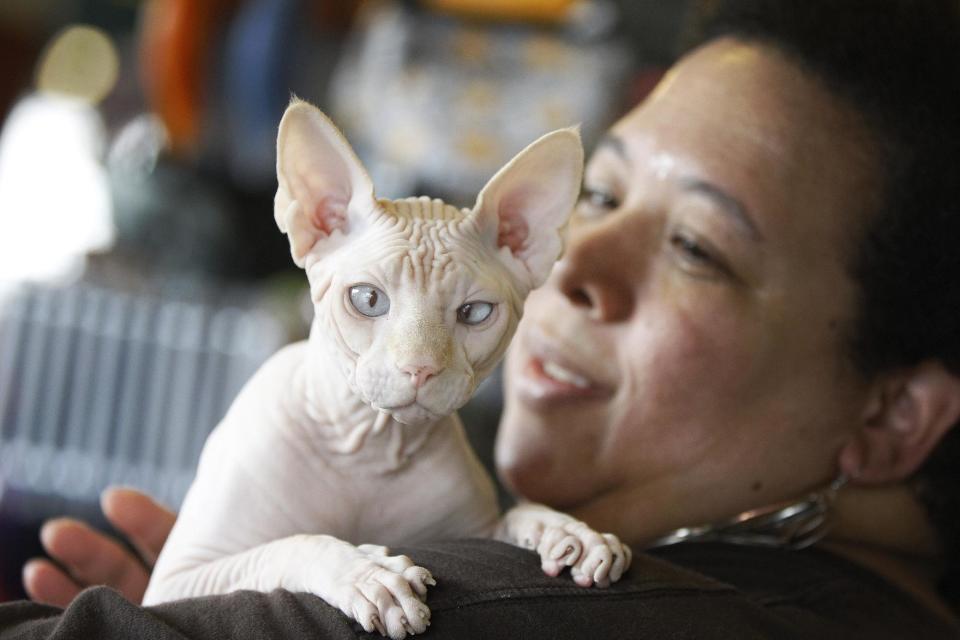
[138,0,237,153]
[421,0,578,23]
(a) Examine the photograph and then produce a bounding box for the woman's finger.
[39,517,151,603]
[22,558,84,607]
[100,487,177,567]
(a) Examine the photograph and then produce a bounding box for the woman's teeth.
[542,360,590,389]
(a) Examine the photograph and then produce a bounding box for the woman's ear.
[840,361,960,484]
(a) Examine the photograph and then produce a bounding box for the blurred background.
[0,0,692,602]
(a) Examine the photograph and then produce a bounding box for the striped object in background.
[0,282,284,526]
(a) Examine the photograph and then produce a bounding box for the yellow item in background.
[421,0,579,23]
[36,25,119,105]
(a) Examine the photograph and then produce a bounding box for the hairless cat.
[143,100,632,639]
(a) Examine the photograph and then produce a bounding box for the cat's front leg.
[147,534,434,640]
[495,503,633,588]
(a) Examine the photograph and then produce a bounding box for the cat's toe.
[402,565,435,600]
[357,543,392,557]
[605,533,631,582]
[369,568,431,634]
[383,604,410,640]
[575,543,615,587]
[349,593,386,635]
[536,525,583,575]
[371,551,415,575]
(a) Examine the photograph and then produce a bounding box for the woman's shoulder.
[398,539,958,639]
[648,541,960,639]
[2,539,957,640]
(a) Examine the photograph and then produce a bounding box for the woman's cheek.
[610,288,762,445]
[655,266,759,370]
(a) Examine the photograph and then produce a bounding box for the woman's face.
[496,39,880,545]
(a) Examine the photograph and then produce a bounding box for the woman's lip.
[513,323,616,406]
[514,356,613,406]
[523,326,614,387]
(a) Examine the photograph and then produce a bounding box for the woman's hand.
[22,487,176,607]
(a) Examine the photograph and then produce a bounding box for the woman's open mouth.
[537,357,592,389]
[515,352,614,406]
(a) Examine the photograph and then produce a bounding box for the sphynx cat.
[143,100,632,639]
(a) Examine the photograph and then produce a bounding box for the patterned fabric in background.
[332,1,633,204]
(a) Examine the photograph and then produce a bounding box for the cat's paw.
[536,522,632,588]
[327,544,435,640]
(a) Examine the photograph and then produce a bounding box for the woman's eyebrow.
[680,178,764,242]
[591,136,763,242]
[594,134,628,161]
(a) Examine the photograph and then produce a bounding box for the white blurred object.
[0,93,115,283]
[0,24,120,285]
[108,113,169,177]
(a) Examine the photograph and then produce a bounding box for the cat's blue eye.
[349,285,390,317]
[457,302,494,325]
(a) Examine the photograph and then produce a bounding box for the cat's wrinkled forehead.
[375,196,480,259]
[378,196,467,225]
[336,195,500,287]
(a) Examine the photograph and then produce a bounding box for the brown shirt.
[1,540,957,639]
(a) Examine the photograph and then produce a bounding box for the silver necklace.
[650,475,848,550]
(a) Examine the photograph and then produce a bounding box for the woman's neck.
[824,484,958,627]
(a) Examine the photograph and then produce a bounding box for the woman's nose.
[554,217,641,322]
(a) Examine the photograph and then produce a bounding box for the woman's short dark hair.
[685,0,960,602]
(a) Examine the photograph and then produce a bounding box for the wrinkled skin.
[140,102,631,640]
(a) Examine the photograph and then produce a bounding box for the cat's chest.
[296,418,500,546]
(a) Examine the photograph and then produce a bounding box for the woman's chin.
[496,425,597,510]
[503,471,601,514]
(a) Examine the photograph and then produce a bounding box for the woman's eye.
[457,301,494,325]
[670,234,714,264]
[668,232,736,280]
[577,186,619,215]
[349,285,390,317]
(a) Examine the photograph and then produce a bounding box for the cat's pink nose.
[402,364,439,389]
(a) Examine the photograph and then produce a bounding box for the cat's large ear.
[274,99,378,268]
[471,127,583,289]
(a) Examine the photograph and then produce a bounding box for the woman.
[11,0,960,637]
